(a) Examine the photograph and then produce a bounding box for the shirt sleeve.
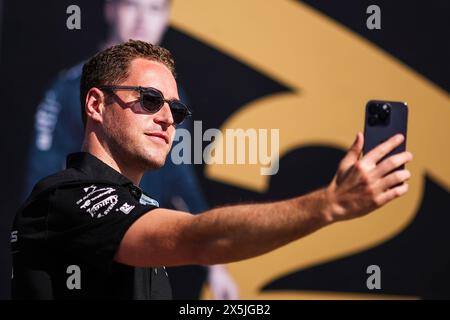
[46,182,157,272]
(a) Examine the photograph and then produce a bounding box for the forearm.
[186,188,334,265]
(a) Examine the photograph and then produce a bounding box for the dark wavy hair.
[80,39,176,127]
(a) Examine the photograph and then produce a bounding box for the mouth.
[144,132,169,144]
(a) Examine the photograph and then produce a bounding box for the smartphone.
[363,100,408,167]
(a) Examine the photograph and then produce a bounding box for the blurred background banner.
[1,0,449,299]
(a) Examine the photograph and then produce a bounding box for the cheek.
[104,107,130,138]
[168,127,176,144]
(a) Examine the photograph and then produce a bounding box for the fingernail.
[396,134,404,142]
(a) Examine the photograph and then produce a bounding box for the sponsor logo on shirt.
[10,230,18,243]
[119,202,135,214]
[76,185,120,218]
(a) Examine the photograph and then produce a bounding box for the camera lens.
[379,103,391,121]
[368,115,378,126]
[368,103,378,115]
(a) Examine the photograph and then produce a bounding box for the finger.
[339,132,364,173]
[372,151,413,178]
[376,182,409,206]
[362,134,404,166]
[377,169,411,191]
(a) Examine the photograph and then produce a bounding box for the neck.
[81,132,143,186]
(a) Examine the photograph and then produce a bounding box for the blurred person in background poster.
[23,0,238,300]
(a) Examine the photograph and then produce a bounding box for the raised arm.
[115,133,412,267]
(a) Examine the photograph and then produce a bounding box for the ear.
[85,88,106,125]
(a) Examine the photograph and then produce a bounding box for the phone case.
[363,100,408,163]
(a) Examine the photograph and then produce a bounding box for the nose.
[153,102,174,127]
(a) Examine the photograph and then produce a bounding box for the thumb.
[339,132,364,172]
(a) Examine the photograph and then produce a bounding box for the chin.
[131,140,171,170]
[140,153,167,171]
[148,158,166,170]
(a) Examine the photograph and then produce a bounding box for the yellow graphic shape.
[171,0,450,299]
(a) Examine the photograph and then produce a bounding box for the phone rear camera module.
[368,103,378,115]
[379,103,391,121]
[368,115,378,126]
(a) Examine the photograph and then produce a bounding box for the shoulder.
[13,168,90,242]
[30,168,87,197]
[18,168,88,216]
[48,180,158,221]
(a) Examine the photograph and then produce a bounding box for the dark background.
[0,0,449,299]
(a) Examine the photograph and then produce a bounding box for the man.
[13,40,413,299]
[25,0,237,299]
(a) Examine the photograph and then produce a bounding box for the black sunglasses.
[98,85,192,125]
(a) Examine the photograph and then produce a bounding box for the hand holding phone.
[326,101,412,222]
[363,100,408,166]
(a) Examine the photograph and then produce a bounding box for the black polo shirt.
[11,152,172,299]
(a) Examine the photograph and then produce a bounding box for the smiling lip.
[145,132,169,144]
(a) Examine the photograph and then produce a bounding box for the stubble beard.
[106,127,168,173]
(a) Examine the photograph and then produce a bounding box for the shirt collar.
[66,152,133,186]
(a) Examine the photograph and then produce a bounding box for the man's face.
[102,58,178,171]
[106,0,170,45]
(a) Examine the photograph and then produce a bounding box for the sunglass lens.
[170,101,190,124]
[142,90,164,112]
